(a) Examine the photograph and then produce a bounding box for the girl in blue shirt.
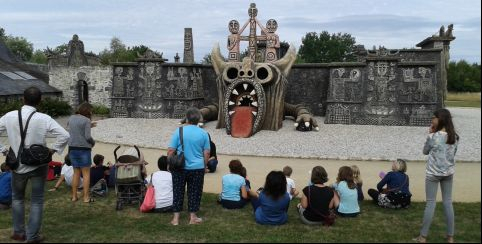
[332,166,360,217]
[220,160,248,209]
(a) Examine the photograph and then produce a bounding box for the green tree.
[99,37,153,65]
[298,31,356,63]
[447,60,481,92]
[201,53,212,64]
[1,34,34,61]
[29,49,48,64]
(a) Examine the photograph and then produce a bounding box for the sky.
[1,0,481,63]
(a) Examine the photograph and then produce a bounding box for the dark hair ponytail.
[434,109,459,145]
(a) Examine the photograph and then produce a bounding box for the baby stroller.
[113,145,146,211]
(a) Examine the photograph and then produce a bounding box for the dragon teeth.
[252,111,257,116]
[229,111,235,116]
[229,101,235,106]
[232,89,239,95]
[251,101,258,107]
[243,84,248,90]
[250,90,256,95]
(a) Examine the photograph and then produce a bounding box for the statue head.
[266,19,278,33]
[248,3,258,18]
[72,34,79,41]
[229,20,240,34]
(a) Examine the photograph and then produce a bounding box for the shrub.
[92,104,110,115]
[0,100,22,116]
[0,98,72,117]
[38,98,72,117]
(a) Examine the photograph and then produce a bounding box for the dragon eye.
[256,67,269,80]
[226,67,238,80]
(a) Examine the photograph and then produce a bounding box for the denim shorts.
[69,149,92,168]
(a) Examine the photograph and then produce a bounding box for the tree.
[1,32,34,61]
[201,53,212,64]
[99,37,155,65]
[298,31,357,63]
[447,60,481,92]
[29,49,48,64]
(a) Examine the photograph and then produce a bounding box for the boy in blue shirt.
[0,163,12,209]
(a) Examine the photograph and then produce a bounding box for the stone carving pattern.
[401,67,436,102]
[330,68,361,102]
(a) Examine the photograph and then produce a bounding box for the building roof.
[0,41,61,96]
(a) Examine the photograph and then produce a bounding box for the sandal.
[412,236,427,243]
[83,198,95,203]
[189,217,203,225]
[447,236,454,243]
[71,198,78,202]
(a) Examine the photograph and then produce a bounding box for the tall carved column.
[416,24,455,107]
[183,28,194,63]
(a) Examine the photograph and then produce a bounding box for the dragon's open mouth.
[225,80,264,138]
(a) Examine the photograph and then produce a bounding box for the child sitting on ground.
[283,166,299,200]
[0,163,12,210]
[368,159,411,209]
[240,166,251,191]
[332,166,360,217]
[90,154,110,186]
[351,165,364,201]
[49,155,83,192]
[145,156,173,213]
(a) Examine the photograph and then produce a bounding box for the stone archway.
[78,80,89,104]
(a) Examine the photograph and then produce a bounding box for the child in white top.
[283,166,299,200]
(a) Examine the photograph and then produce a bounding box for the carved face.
[266,19,278,33]
[211,44,296,138]
[248,3,258,18]
[229,20,240,34]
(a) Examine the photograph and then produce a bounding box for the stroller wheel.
[116,201,123,211]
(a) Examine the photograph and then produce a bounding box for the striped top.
[423,131,458,176]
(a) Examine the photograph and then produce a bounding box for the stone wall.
[49,66,112,108]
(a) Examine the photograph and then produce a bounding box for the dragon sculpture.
[190,44,319,138]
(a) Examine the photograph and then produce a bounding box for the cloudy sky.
[1,0,480,63]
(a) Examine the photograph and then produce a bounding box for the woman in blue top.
[248,171,290,225]
[168,108,211,226]
[368,159,411,208]
[220,159,248,209]
[332,166,360,217]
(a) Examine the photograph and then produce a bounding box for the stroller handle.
[134,145,141,159]
[114,145,121,162]
[114,145,141,162]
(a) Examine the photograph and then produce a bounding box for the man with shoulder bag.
[0,87,70,243]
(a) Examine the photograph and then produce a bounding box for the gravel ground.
[86,107,481,162]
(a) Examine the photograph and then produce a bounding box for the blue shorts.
[69,149,92,168]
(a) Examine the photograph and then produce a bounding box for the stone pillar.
[416,25,455,106]
[183,28,194,63]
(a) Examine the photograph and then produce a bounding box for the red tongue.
[231,107,255,138]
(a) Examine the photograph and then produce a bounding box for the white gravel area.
[88,107,481,162]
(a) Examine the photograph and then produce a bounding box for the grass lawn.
[0,181,480,243]
[446,92,481,108]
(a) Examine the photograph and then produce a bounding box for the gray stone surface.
[49,66,112,108]
[88,107,481,162]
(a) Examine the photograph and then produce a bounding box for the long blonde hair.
[350,165,363,185]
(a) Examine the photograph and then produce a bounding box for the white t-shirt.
[146,171,173,209]
[61,165,82,187]
[286,177,296,200]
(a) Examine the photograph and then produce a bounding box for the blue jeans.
[12,165,48,241]
[420,174,454,237]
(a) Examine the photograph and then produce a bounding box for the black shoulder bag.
[167,127,185,171]
[5,110,52,170]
